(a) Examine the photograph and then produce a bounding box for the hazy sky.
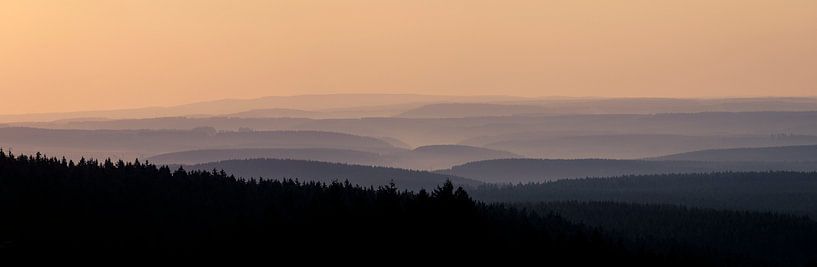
[2,0,816,113]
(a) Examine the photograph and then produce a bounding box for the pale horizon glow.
[2,0,816,114]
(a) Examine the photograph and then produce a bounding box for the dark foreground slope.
[1,152,692,264]
[470,172,817,218]
[185,158,481,191]
[523,202,817,266]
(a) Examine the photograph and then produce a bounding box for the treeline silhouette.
[470,172,817,218]
[521,201,817,266]
[0,151,685,264]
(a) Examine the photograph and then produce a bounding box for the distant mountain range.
[438,158,817,183]
[0,94,528,123]
[14,111,817,152]
[6,112,817,164]
[184,158,481,191]
[4,95,817,124]
[5,98,817,167]
[650,144,817,162]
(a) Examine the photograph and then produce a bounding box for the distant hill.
[397,98,817,118]
[185,159,481,190]
[377,136,411,149]
[0,94,527,123]
[15,111,817,148]
[438,158,817,183]
[14,116,313,131]
[224,108,326,118]
[386,145,520,170]
[650,145,817,162]
[472,134,817,159]
[147,148,385,165]
[396,103,548,118]
[147,144,518,170]
[521,97,817,113]
[0,127,402,160]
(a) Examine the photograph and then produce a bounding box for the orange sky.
[1,0,816,114]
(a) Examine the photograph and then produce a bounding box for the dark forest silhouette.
[0,151,657,263]
[521,201,817,266]
[3,151,817,265]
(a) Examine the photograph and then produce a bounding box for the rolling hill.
[469,171,817,219]
[0,94,528,123]
[475,134,817,159]
[0,127,402,160]
[650,144,817,162]
[394,98,817,119]
[147,144,518,170]
[438,158,817,183]
[385,145,520,170]
[147,148,386,165]
[224,108,326,118]
[185,158,481,190]
[23,111,817,149]
[396,103,549,118]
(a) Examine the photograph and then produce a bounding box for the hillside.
[396,103,548,118]
[469,171,817,218]
[438,158,817,183]
[651,144,817,162]
[0,127,402,160]
[520,201,817,266]
[147,145,518,170]
[147,148,385,165]
[477,134,817,159]
[224,108,326,118]
[385,145,520,170]
[394,98,817,119]
[185,158,482,191]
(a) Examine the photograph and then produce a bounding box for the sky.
[1,0,816,114]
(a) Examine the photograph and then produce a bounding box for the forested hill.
[184,158,481,191]
[147,148,385,165]
[470,172,817,218]
[651,144,817,162]
[521,201,817,266]
[439,158,817,183]
[0,151,686,263]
